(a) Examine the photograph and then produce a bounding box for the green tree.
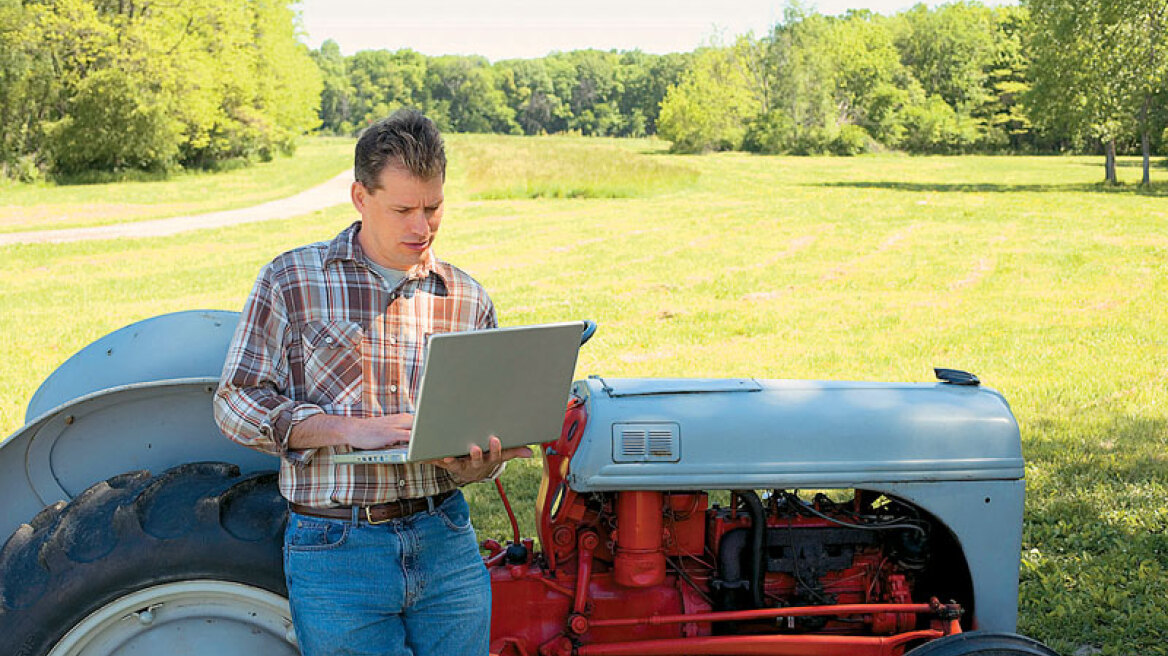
[568,51,615,135]
[894,3,997,114]
[26,0,187,173]
[658,46,760,153]
[1116,0,1168,185]
[614,51,690,136]
[494,58,566,135]
[901,94,982,154]
[345,49,429,132]
[426,56,517,134]
[245,0,325,154]
[1028,0,1154,184]
[823,11,923,150]
[891,2,1036,152]
[744,10,889,154]
[981,6,1034,151]
[3,0,321,177]
[0,0,57,178]
[769,12,838,153]
[311,39,353,134]
[44,67,181,173]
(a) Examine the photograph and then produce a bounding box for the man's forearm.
[214,383,323,457]
[289,413,414,451]
[287,414,355,450]
[291,415,528,484]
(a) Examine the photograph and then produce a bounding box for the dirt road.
[0,171,353,247]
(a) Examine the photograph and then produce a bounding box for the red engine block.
[483,398,962,656]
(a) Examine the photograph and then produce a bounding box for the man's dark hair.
[354,109,446,190]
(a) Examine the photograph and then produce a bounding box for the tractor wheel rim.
[48,580,298,656]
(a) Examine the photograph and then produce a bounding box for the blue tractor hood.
[566,376,1024,492]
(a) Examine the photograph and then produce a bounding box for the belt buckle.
[364,506,392,525]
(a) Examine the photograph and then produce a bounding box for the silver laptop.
[333,321,585,465]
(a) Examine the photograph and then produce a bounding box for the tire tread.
[0,462,285,655]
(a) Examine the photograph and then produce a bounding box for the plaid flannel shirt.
[214,222,497,507]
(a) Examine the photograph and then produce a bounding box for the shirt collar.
[324,221,449,284]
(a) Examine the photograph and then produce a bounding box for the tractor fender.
[0,310,278,543]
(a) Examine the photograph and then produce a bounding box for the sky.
[299,0,1019,61]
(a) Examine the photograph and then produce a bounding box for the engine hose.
[495,478,521,545]
[737,490,766,609]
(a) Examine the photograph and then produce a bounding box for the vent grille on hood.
[612,423,680,462]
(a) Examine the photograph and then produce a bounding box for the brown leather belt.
[290,489,455,524]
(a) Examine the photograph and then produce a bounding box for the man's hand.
[430,436,532,484]
[347,414,414,450]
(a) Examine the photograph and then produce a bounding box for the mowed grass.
[0,137,354,233]
[1,137,1165,655]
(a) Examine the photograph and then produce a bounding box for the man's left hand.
[430,436,532,484]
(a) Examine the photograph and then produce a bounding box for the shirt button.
[389,384,398,393]
[389,336,397,345]
[324,336,335,345]
[398,480,407,488]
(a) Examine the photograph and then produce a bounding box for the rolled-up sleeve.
[214,264,323,463]
[476,293,498,330]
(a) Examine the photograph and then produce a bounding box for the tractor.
[0,310,1057,656]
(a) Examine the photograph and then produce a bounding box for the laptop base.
[334,448,409,465]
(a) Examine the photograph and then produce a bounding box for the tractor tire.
[0,462,296,656]
[907,631,1060,656]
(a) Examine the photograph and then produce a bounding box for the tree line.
[1,1,1164,184]
[659,4,1034,157]
[655,1,1166,185]
[311,44,690,141]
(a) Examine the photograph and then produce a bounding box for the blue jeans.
[283,490,491,656]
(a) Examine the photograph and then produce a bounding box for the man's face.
[351,165,444,271]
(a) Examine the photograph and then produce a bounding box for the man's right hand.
[288,413,413,451]
[347,413,413,450]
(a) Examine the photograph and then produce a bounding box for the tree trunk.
[1142,129,1152,187]
[1104,138,1118,185]
[1141,96,1152,187]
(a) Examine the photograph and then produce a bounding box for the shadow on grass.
[51,156,259,186]
[50,169,174,186]
[807,181,1168,196]
[1026,414,1167,481]
[1073,158,1168,169]
[1025,413,1167,531]
[1021,414,1167,569]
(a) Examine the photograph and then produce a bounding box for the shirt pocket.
[301,320,365,407]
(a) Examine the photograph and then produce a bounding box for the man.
[214,109,529,656]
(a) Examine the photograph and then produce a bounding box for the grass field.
[0,136,1165,655]
[0,137,354,233]
[449,134,697,199]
